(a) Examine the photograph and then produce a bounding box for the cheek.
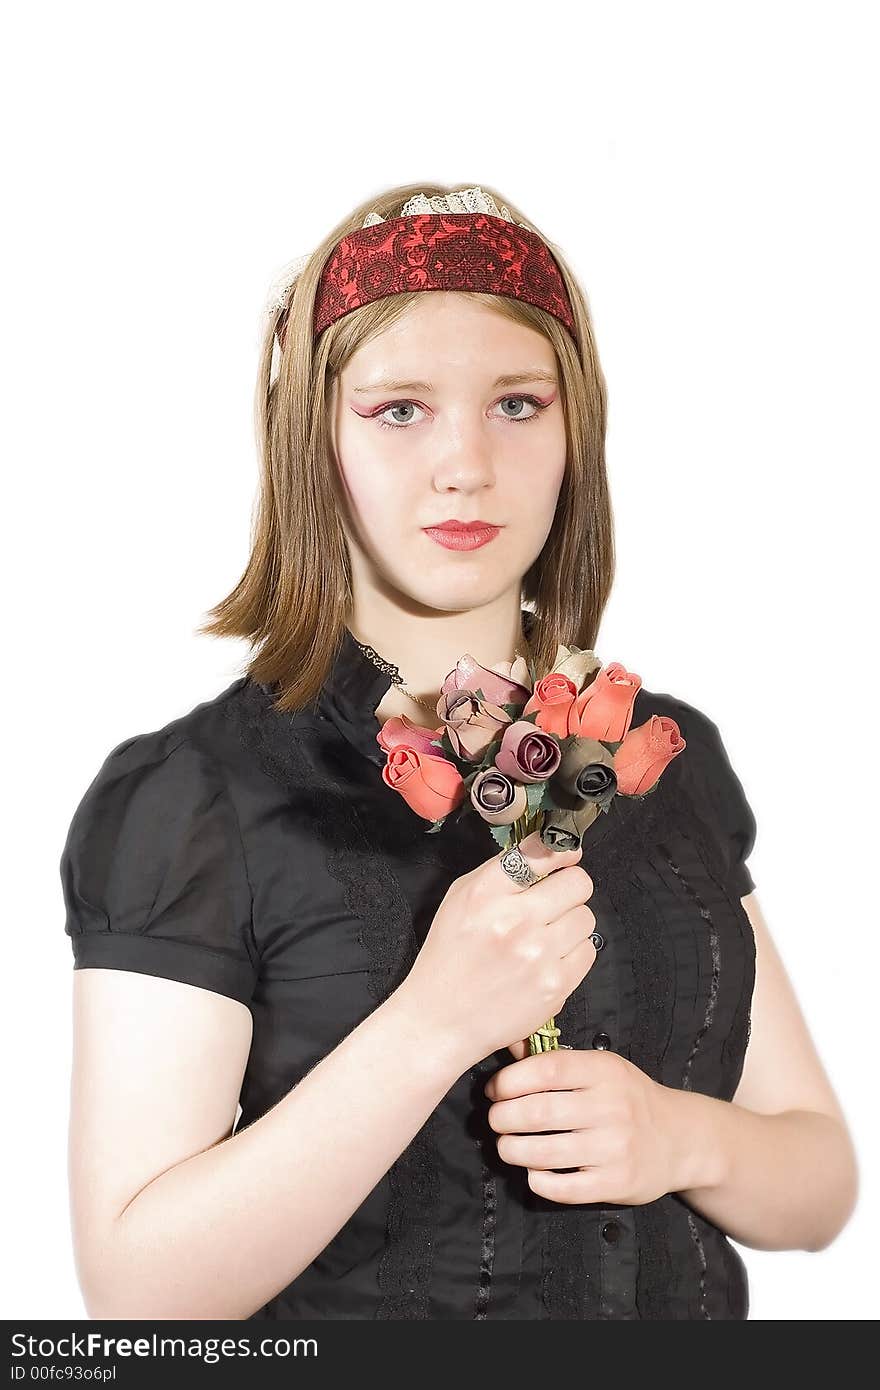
[336,447,409,543]
[523,424,567,508]
[348,483,389,540]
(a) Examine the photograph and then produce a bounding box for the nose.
[430,419,498,492]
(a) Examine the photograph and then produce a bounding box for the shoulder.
[629,681,751,793]
[73,675,253,796]
[59,677,260,1005]
[630,684,724,746]
[60,675,258,929]
[630,684,744,790]
[630,684,758,895]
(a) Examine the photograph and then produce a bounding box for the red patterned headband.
[272,200,577,349]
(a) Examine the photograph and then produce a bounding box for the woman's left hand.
[484,1047,683,1205]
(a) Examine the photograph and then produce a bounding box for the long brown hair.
[197,180,615,713]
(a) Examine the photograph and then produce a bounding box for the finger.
[484,1049,587,1101]
[506,1039,529,1061]
[527,1167,605,1203]
[555,932,599,1001]
[487,1089,587,1134]
[497,1128,589,1170]
[491,829,582,896]
[553,906,596,959]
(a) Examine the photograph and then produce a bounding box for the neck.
[348,595,532,720]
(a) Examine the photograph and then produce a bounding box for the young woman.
[60,183,857,1321]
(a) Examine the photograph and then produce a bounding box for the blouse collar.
[312,607,538,771]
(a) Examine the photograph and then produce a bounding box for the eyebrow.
[352,370,559,395]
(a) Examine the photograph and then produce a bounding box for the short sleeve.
[59,731,258,1007]
[675,703,758,898]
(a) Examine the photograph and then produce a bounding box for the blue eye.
[374,394,549,430]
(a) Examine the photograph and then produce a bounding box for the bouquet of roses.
[376,640,686,1056]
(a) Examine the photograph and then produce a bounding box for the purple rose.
[494,719,562,784]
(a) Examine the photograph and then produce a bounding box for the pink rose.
[441,653,531,709]
[436,690,512,762]
[376,715,444,757]
[469,767,529,826]
[494,719,563,784]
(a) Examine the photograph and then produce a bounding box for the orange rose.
[521,672,578,737]
[381,746,466,822]
[568,662,642,740]
[613,715,686,795]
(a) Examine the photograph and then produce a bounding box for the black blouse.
[59,613,758,1321]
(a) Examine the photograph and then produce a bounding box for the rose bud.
[377,715,445,756]
[382,747,466,822]
[550,642,603,693]
[521,644,606,737]
[437,689,512,762]
[541,799,603,852]
[567,662,642,741]
[549,736,618,813]
[470,767,529,826]
[485,652,533,693]
[614,715,686,796]
[521,672,578,738]
[440,653,531,708]
[494,719,563,784]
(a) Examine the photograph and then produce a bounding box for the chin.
[391,577,522,616]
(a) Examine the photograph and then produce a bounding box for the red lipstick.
[423,520,501,551]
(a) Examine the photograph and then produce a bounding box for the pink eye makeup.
[355,393,556,432]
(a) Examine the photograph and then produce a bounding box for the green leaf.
[439,731,459,759]
[489,823,513,851]
[501,702,532,719]
[525,781,545,817]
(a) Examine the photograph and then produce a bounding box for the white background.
[3,0,876,1321]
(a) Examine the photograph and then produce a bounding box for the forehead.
[340,293,556,381]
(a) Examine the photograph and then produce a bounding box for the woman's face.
[329,293,567,616]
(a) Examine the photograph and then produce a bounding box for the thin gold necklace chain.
[354,631,534,716]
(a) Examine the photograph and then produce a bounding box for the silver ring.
[499,845,542,888]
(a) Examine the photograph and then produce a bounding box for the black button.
[601,1219,622,1245]
[592,1031,612,1050]
[590,931,605,951]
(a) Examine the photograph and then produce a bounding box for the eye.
[374,394,550,431]
[376,401,425,429]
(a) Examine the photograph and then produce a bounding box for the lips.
[423,524,501,551]
[426,521,499,532]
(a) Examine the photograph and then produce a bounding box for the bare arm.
[664,891,859,1251]
[69,969,469,1320]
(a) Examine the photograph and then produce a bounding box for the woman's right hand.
[397,830,598,1065]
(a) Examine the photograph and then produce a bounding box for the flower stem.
[518,808,562,1055]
